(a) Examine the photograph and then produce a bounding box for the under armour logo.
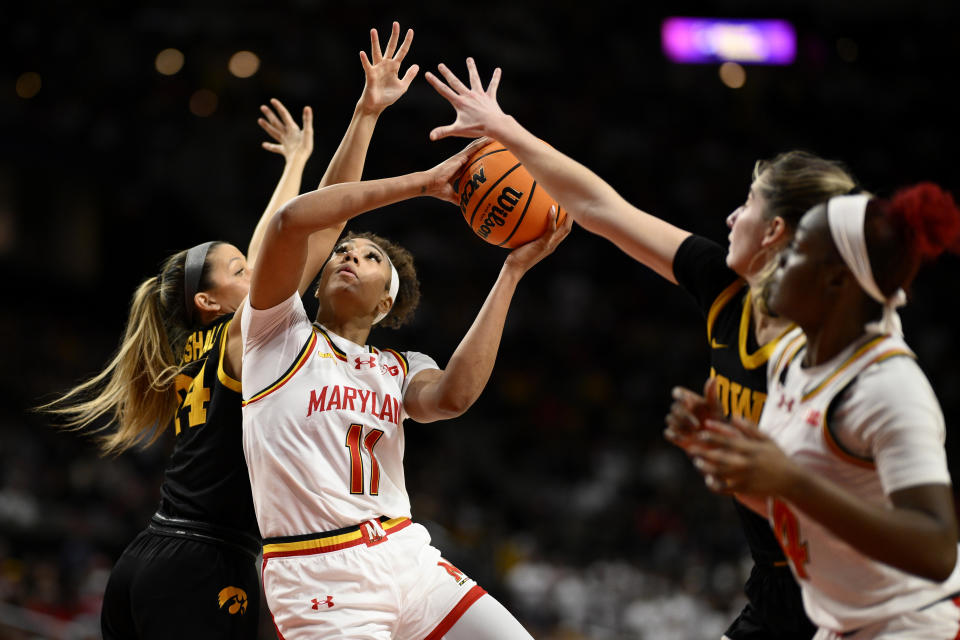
[777,395,795,412]
[354,356,376,369]
[217,586,248,615]
[311,596,334,610]
[805,410,822,426]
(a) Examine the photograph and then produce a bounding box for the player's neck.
[315,314,372,348]
[800,311,866,368]
[750,293,792,346]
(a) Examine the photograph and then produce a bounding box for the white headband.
[372,245,399,325]
[826,194,906,336]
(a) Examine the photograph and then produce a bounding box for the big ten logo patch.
[438,560,469,586]
[218,586,248,615]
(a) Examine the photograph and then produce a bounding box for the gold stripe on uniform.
[262,517,410,555]
[801,336,893,402]
[738,290,795,370]
[706,280,743,344]
[216,318,242,393]
[242,332,318,406]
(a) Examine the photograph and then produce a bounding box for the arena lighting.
[719,61,746,88]
[16,72,42,98]
[155,48,185,75]
[228,51,260,78]
[661,17,796,65]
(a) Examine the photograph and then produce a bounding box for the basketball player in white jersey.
[239,127,570,637]
[667,184,960,638]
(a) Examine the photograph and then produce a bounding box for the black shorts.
[101,530,261,640]
[724,563,816,640]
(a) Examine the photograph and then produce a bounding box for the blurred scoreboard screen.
[662,17,796,64]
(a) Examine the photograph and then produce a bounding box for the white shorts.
[261,518,485,640]
[813,595,960,639]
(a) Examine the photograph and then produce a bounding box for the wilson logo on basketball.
[477,187,523,239]
[457,140,566,248]
[217,586,248,615]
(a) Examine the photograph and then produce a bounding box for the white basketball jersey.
[761,328,960,632]
[241,294,438,538]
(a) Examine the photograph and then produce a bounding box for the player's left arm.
[681,412,958,582]
[403,210,571,423]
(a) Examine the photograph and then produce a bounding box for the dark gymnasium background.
[2,2,959,638]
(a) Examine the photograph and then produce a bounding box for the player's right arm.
[249,139,485,311]
[298,21,421,294]
[426,58,691,284]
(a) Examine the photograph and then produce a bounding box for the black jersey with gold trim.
[157,314,259,539]
[674,235,797,566]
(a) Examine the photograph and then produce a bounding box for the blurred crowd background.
[2,1,958,638]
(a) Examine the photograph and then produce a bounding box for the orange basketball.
[453,141,566,248]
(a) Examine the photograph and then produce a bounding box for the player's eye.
[235,267,245,276]
[366,252,382,262]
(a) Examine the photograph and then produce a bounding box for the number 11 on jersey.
[345,423,385,495]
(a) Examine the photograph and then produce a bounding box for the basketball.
[453,140,566,248]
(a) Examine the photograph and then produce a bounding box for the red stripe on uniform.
[423,585,487,640]
[262,518,413,560]
[952,595,960,640]
[261,558,289,640]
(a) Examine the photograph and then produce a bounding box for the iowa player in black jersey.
[42,22,422,639]
[425,60,859,639]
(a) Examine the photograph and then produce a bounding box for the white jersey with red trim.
[760,327,960,633]
[240,293,439,538]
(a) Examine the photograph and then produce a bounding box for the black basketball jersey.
[157,315,259,540]
[673,235,793,565]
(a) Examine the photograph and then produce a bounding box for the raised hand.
[504,207,573,273]
[258,98,313,163]
[426,57,506,141]
[358,21,419,116]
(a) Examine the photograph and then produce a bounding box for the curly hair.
[324,231,421,329]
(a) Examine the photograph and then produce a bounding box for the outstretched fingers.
[301,106,313,137]
[487,67,502,99]
[369,27,383,65]
[383,21,401,60]
[394,26,414,62]
[270,97,296,129]
[436,62,470,95]
[399,63,420,89]
[466,57,484,91]
[425,71,460,102]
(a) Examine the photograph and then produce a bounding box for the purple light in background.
[662,17,796,65]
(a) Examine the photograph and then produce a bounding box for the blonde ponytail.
[40,247,209,455]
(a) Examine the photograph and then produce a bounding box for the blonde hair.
[749,151,857,310]
[40,245,221,455]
